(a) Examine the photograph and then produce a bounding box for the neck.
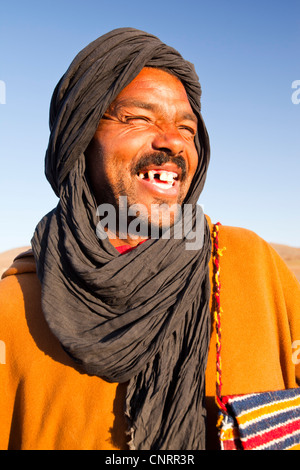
[104,227,148,248]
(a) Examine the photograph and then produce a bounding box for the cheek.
[85,139,117,202]
[179,147,198,202]
[87,137,117,178]
[188,146,199,180]
[86,145,105,187]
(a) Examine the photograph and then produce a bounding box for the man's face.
[86,67,198,234]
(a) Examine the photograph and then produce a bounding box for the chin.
[142,203,183,239]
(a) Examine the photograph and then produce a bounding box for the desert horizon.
[1,242,299,282]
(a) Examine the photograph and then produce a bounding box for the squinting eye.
[125,116,150,123]
[179,126,196,137]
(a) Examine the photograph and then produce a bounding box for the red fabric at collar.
[115,239,147,255]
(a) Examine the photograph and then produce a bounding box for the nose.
[151,127,185,156]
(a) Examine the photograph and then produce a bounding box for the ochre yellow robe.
[1,217,299,450]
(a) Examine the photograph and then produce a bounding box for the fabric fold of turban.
[32,27,212,450]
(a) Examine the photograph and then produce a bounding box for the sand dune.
[270,243,300,282]
[0,243,299,282]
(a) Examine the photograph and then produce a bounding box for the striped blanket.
[219,388,300,450]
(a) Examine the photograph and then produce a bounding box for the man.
[0,28,300,451]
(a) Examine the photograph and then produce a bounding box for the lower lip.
[135,176,179,198]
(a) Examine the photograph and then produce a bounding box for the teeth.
[159,171,168,182]
[162,172,175,183]
[137,170,178,185]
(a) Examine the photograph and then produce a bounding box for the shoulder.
[218,222,268,250]
[0,250,40,326]
[211,220,300,291]
[212,220,278,262]
[0,250,46,375]
[207,216,273,261]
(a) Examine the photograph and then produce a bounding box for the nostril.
[152,132,185,156]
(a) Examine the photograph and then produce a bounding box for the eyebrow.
[114,99,198,124]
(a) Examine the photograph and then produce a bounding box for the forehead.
[109,67,195,116]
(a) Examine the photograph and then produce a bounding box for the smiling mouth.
[132,153,186,198]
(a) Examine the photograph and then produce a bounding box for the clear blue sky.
[0,0,299,251]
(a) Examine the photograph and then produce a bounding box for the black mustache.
[132,152,187,180]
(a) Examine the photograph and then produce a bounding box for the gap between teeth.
[138,170,177,183]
